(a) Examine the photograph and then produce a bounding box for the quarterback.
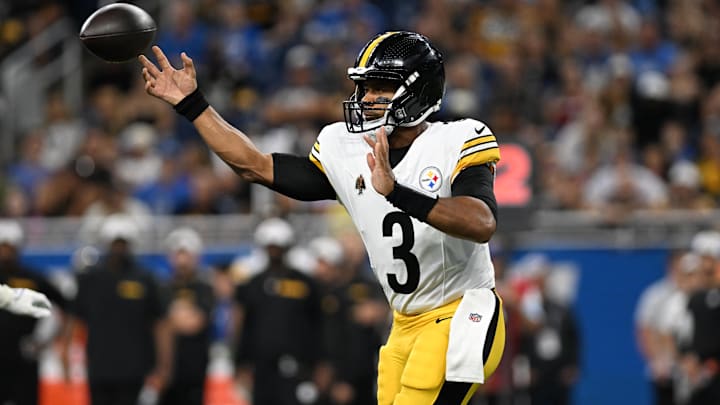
[140,31,505,404]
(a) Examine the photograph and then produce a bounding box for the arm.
[146,279,173,390]
[365,128,496,243]
[140,48,272,184]
[425,196,495,243]
[149,318,174,389]
[139,47,334,200]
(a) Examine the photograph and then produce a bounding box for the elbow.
[473,216,496,244]
[226,154,273,185]
[236,168,261,183]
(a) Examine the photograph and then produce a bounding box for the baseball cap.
[165,227,203,255]
[98,214,141,246]
[0,221,23,246]
[254,218,295,248]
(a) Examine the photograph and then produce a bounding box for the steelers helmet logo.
[419,166,442,192]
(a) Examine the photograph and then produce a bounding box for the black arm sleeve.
[269,153,336,201]
[451,164,498,221]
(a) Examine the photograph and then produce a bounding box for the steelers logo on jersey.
[419,166,442,192]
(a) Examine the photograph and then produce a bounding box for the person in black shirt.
[309,235,388,405]
[685,251,720,405]
[159,227,215,405]
[0,220,68,405]
[520,261,581,405]
[233,217,323,405]
[67,215,172,405]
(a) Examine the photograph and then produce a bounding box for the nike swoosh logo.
[435,316,452,324]
[474,126,486,134]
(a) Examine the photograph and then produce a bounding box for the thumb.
[181,52,196,78]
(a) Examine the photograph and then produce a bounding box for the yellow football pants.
[377,291,505,405]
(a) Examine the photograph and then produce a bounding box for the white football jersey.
[309,119,501,314]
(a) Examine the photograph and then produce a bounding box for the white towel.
[445,288,497,383]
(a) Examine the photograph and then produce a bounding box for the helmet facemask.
[343,79,404,134]
[343,74,442,135]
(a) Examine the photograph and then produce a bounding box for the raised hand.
[364,127,396,196]
[139,46,197,106]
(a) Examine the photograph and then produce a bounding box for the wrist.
[174,88,209,121]
[381,179,396,196]
[385,181,439,222]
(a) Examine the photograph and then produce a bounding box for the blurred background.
[2,0,720,404]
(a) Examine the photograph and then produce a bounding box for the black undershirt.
[270,150,498,220]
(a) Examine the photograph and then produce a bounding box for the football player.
[140,31,505,404]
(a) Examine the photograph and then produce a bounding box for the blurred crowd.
[3,0,720,222]
[0,213,586,405]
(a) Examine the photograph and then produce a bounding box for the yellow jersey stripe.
[358,31,398,68]
[452,148,500,180]
[309,153,325,173]
[459,141,499,160]
[461,135,496,152]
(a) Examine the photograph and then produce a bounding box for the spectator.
[629,19,679,77]
[696,122,720,199]
[212,0,266,86]
[574,0,640,49]
[7,130,51,205]
[583,146,669,217]
[40,89,87,172]
[77,166,152,243]
[115,122,163,190]
[667,160,714,210]
[156,0,210,76]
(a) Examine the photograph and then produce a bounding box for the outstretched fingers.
[142,68,156,90]
[152,45,173,71]
[138,54,161,77]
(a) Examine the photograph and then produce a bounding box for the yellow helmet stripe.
[358,31,398,68]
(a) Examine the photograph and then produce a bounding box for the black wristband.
[173,88,209,122]
[385,181,439,222]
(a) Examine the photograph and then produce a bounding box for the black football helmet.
[343,31,445,133]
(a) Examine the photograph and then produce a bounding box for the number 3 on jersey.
[383,212,420,294]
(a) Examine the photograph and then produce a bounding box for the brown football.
[79,3,156,63]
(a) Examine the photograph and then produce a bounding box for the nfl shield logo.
[469,313,482,323]
[419,166,442,192]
